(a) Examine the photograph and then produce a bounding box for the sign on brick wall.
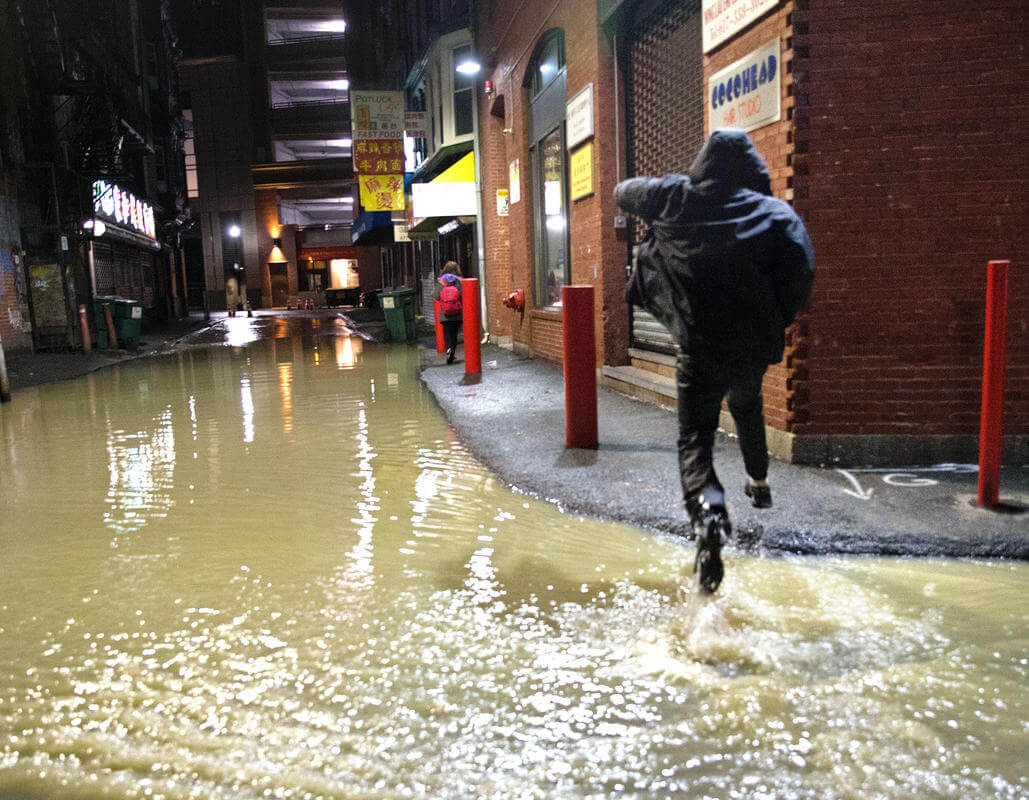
[702,0,779,52]
[566,84,595,149]
[706,38,781,135]
[570,143,594,201]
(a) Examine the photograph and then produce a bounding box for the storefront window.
[528,30,567,308]
[538,128,567,306]
[453,44,474,136]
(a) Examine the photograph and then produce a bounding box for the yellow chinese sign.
[359,174,405,211]
[569,142,594,201]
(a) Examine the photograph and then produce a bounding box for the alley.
[0,314,1026,798]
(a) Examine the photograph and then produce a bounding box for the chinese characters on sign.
[358,175,405,212]
[354,139,405,174]
[349,91,405,139]
[92,180,157,239]
[350,89,406,212]
[404,111,428,139]
[702,0,779,52]
[706,39,781,135]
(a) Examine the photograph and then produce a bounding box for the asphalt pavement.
[419,339,1029,560]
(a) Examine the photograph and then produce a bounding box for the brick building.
[474,0,1026,465]
[1,0,189,353]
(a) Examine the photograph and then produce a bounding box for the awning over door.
[411,152,476,219]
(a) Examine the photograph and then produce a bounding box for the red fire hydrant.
[503,289,525,312]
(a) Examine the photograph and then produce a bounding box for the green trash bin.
[379,288,416,341]
[114,299,143,349]
[93,296,142,349]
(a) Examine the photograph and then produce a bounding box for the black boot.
[688,490,730,594]
[446,347,455,364]
[744,480,773,508]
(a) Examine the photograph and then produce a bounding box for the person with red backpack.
[435,262,463,364]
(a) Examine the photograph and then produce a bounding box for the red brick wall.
[791,0,1028,437]
[0,200,31,351]
[703,5,797,432]
[0,263,32,351]
[476,0,628,366]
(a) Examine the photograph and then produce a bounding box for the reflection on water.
[104,408,176,535]
[0,323,1026,799]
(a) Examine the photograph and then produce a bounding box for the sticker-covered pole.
[562,285,598,449]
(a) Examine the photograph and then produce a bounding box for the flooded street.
[1,316,1026,799]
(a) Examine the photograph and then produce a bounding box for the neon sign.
[92,180,157,239]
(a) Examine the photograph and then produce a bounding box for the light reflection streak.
[331,403,378,608]
[224,317,261,348]
[104,408,176,534]
[188,394,198,460]
[240,378,255,443]
[333,335,360,369]
[278,364,293,434]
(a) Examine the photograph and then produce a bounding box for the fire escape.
[15,0,149,208]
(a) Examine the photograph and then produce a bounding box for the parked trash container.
[92,296,142,349]
[379,288,417,341]
[113,299,143,349]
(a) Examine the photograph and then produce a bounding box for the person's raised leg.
[728,364,772,508]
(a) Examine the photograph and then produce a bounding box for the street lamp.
[226,222,245,314]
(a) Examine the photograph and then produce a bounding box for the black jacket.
[615,129,815,366]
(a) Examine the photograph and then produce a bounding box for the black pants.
[676,354,769,508]
[442,319,461,352]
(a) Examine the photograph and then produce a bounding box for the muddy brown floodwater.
[1,315,1026,799]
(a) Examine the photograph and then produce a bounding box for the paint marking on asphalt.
[836,469,874,500]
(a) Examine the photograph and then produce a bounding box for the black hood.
[687,129,772,197]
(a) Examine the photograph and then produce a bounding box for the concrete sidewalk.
[3,312,218,391]
[420,341,1029,559]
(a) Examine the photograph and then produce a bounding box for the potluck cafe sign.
[92,179,157,239]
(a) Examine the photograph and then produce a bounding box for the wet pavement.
[2,310,1026,799]
[418,336,1029,560]
[7,307,1027,560]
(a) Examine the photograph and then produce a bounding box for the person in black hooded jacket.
[615,129,815,594]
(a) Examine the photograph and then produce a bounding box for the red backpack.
[439,284,462,316]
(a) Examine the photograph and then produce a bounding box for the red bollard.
[102,304,119,349]
[434,300,445,355]
[78,304,92,352]
[461,278,481,375]
[562,285,598,449]
[977,259,1010,508]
